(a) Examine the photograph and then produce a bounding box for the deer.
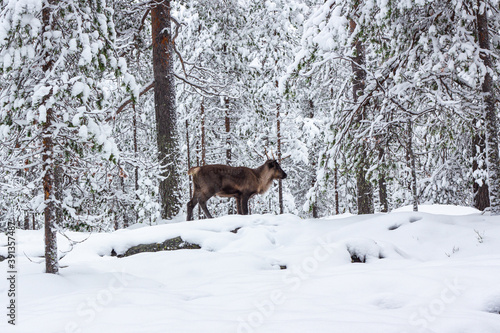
[186,159,287,221]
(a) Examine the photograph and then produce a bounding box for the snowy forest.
[1,0,500,274]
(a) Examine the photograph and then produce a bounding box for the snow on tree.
[290,0,500,213]
[1,0,499,238]
[0,0,136,271]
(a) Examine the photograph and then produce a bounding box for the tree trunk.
[152,1,181,219]
[24,214,30,230]
[199,101,205,219]
[42,109,58,274]
[472,132,490,210]
[350,16,374,215]
[378,146,389,213]
[225,97,231,165]
[406,119,418,212]
[42,1,58,275]
[277,98,284,215]
[201,99,206,166]
[307,99,318,218]
[334,163,339,215]
[476,1,500,215]
[186,119,192,199]
[54,164,63,226]
[132,102,138,226]
[225,97,234,215]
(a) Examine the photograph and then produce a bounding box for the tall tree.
[151,0,181,218]
[1,0,133,266]
[41,0,59,273]
[476,0,500,215]
[472,132,490,210]
[349,8,374,214]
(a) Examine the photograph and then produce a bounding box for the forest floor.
[2,205,500,333]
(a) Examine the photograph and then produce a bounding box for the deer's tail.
[188,167,201,176]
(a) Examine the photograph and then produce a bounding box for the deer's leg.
[198,197,213,219]
[241,194,251,215]
[236,196,242,215]
[187,197,198,221]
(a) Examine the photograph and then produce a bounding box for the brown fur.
[186,160,287,220]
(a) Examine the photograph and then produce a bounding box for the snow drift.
[1,205,500,333]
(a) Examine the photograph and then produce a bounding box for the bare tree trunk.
[406,119,418,212]
[152,0,180,219]
[42,1,58,274]
[54,164,63,226]
[225,97,234,215]
[277,98,284,214]
[201,99,206,166]
[225,97,231,165]
[306,99,318,218]
[472,131,490,210]
[24,214,30,230]
[199,101,205,218]
[114,208,119,230]
[350,15,373,215]
[121,175,129,229]
[186,119,192,199]
[132,102,138,226]
[378,146,389,213]
[334,163,339,215]
[477,1,500,215]
[43,112,58,274]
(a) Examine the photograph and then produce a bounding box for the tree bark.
[476,1,500,215]
[186,119,192,199]
[377,144,389,213]
[472,132,490,210]
[42,0,58,274]
[198,101,205,219]
[43,112,58,274]
[277,99,284,214]
[350,16,374,215]
[24,214,30,230]
[334,163,339,215]
[201,99,206,166]
[406,119,418,212]
[152,0,181,219]
[131,102,138,227]
[225,97,231,165]
[225,97,234,215]
[54,164,63,226]
[306,99,318,218]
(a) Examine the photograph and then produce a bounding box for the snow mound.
[393,204,481,215]
[1,207,500,333]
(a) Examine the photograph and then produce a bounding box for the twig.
[58,231,93,261]
[107,81,154,121]
[23,251,44,264]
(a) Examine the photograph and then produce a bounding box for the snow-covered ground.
[2,205,500,333]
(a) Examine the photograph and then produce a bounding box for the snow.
[1,205,500,333]
[393,204,480,216]
[78,125,88,140]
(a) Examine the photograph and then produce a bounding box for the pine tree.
[0,0,134,269]
[151,0,181,219]
[475,0,500,214]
